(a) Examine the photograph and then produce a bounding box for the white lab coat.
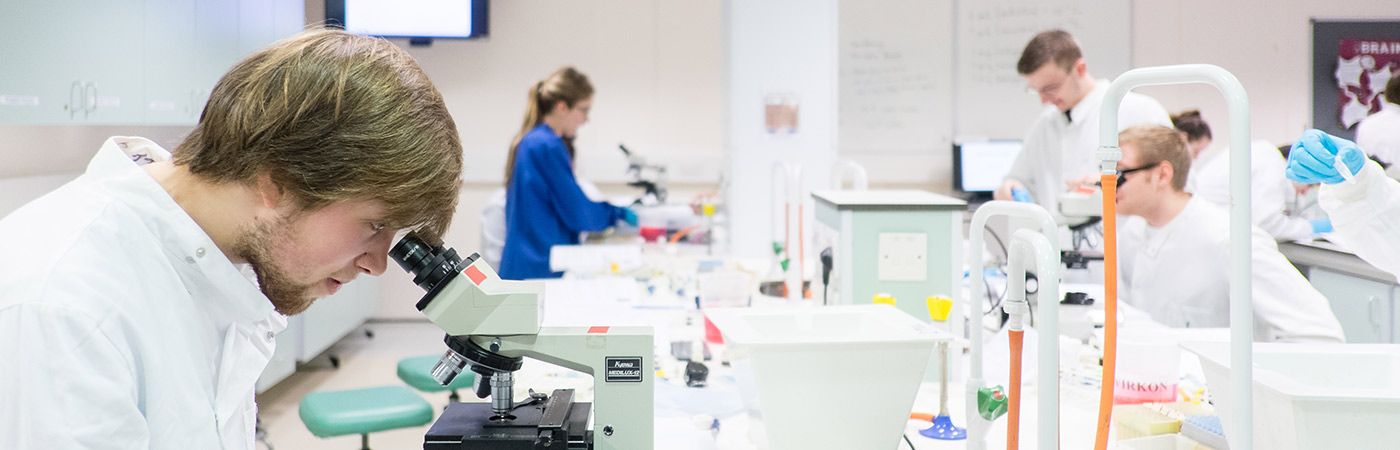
[1005,79,1172,222]
[1123,197,1344,343]
[1186,140,1314,242]
[0,137,285,450]
[1319,159,1400,282]
[1356,102,1400,167]
[480,188,508,269]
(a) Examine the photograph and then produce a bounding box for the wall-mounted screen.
[326,0,488,39]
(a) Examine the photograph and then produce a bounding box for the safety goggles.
[1114,164,1158,187]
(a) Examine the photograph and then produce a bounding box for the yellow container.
[1113,404,1181,440]
[926,296,953,321]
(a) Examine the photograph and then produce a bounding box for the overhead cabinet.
[0,0,303,125]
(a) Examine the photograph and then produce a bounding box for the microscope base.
[424,389,592,450]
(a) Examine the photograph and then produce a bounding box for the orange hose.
[1008,329,1024,450]
[798,203,805,286]
[909,412,935,422]
[783,203,790,262]
[798,204,808,299]
[1094,174,1119,450]
[668,226,697,244]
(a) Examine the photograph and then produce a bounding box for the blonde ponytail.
[504,67,594,186]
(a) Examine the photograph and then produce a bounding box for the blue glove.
[1310,218,1333,234]
[1011,188,1032,203]
[1285,129,1366,185]
[621,208,638,226]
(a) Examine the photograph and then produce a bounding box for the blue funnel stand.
[920,415,967,440]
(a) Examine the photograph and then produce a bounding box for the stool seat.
[299,385,433,438]
[398,355,475,392]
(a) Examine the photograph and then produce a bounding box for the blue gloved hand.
[1285,129,1366,185]
[1010,188,1032,203]
[1310,218,1333,234]
[621,208,638,226]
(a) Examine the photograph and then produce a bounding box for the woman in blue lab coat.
[500,67,636,279]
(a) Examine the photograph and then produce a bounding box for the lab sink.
[706,304,950,450]
[1181,341,1400,450]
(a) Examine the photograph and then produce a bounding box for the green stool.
[397,355,476,402]
[299,385,433,450]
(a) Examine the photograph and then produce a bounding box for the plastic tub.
[698,270,753,344]
[1116,335,1182,404]
[636,208,668,242]
[1116,433,1209,450]
[1181,341,1400,450]
[706,304,949,450]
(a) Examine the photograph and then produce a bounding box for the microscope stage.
[424,389,592,450]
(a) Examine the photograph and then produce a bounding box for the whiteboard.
[837,0,954,155]
[953,0,1133,140]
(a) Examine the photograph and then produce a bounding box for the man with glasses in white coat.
[1115,124,1343,342]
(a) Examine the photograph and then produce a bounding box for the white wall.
[725,0,839,261]
[382,0,727,185]
[1132,0,1400,148]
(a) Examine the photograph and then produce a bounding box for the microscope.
[618,144,668,205]
[390,233,655,450]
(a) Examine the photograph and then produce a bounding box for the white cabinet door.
[0,1,85,123]
[0,0,143,124]
[69,0,145,124]
[298,276,379,362]
[1309,268,1393,343]
[144,0,197,124]
[1,0,305,125]
[190,0,242,122]
[238,0,278,54]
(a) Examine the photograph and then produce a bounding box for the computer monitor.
[327,0,489,40]
[953,140,1022,197]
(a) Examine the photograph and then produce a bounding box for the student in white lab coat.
[1171,109,1328,241]
[1115,125,1344,343]
[995,29,1172,221]
[1356,75,1400,169]
[0,29,464,450]
[1287,129,1400,282]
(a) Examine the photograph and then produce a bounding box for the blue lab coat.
[500,123,626,279]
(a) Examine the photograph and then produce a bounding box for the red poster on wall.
[1336,39,1400,129]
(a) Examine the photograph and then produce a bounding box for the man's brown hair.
[1017,29,1082,75]
[174,28,462,241]
[1120,124,1192,192]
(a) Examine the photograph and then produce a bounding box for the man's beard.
[235,216,318,316]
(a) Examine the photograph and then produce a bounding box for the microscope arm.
[477,326,651,375]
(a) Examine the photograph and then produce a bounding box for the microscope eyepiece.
[390,232,480,296]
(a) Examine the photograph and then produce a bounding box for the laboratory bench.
[530,264,1152,448]
[1280,239,1400,343]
